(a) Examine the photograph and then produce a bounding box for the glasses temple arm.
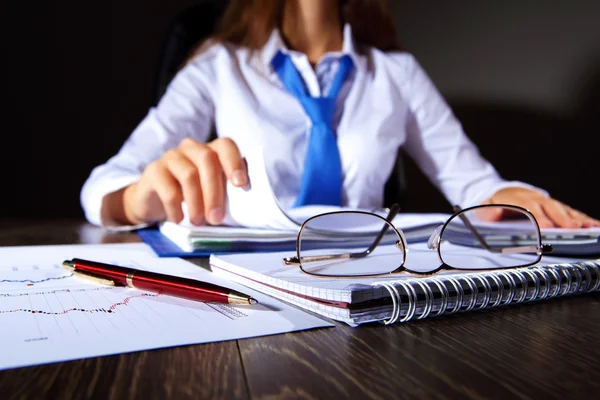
[284,204,403,266]
[362,204,402,255]
[453,206,552,255]
[454,206,494,252]
[284,252,361,265]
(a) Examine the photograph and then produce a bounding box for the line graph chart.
[0,287,160,315]
[0,243,329,371]
[0,263,73,286]
[0,255,252,345]
[1,280,248,341]
[0,274,73,285]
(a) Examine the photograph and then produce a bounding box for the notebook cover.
[138,228,212,257]
[137,228,298,257]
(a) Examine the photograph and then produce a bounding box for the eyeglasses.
[283,204,554,277]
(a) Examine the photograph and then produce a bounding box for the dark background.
[1,0,599,221]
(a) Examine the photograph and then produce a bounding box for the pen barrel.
[69,259,237,304]
[130,272,234,304]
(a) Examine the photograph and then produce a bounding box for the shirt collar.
[259,23,365,72]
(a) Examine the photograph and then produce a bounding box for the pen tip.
[62,260,74,270]
[228,291,258,305]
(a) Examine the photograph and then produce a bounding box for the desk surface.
[1,219,599,400]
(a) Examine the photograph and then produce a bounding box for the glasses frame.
[283,203,554,277]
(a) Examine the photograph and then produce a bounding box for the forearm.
[100,185,137,227]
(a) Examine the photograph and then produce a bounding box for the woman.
[81,0,599,229]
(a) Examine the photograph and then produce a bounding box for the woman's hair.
[191,0,401,58]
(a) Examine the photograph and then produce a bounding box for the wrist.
[122,183,143,225]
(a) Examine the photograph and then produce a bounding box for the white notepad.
[209,244,600,325]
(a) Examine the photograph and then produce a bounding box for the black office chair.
[153,1,407,208]
[153,0,229,107]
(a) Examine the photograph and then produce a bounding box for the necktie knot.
[299,97,336,127]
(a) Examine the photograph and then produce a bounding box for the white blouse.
[81,24,540,226]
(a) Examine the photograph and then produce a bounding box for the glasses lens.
[439,205,542,270]
[298,212,405,276]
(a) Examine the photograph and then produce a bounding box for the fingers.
[163,150,204,225]
[131,137,246,226]
[536,199,600,229]
[566,207,600,228]
[147,159,185,223]
[484,187,600,229]
[207,138,248,188]
[475,206,504,222]
[175,137,247,225]
[197,151,226,224]
[179,139,227,225]
[540,199,580,228]
[528,202,555,229]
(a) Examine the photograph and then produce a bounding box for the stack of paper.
[160,211,449,253]
[153,147,600,257]
[157,147,448,253]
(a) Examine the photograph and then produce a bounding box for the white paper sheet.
[0,243,332,371]
[184,146,429,230]
[162,147,599,258]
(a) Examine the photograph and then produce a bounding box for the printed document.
[0,243,332,371]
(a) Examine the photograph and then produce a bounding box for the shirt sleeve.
[393,53,547,208]
[80,49,218,227]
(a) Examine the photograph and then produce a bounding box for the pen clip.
[72,270,118,287]
[63,259,119,286]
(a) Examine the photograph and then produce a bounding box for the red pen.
[62,258,257,306]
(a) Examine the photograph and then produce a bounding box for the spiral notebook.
[209,243,600,326]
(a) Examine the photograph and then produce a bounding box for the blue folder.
[137,227,298,258]
[138,228,212,257]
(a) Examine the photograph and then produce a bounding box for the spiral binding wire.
[372,259,600,325]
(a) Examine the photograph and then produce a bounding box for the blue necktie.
[272,51,354,207]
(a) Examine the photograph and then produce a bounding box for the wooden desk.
[1,220,599,399]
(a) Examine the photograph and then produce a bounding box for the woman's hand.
[121,137,248,226]
[479,187,600,228]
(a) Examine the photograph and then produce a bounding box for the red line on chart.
[0,289,161,316]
